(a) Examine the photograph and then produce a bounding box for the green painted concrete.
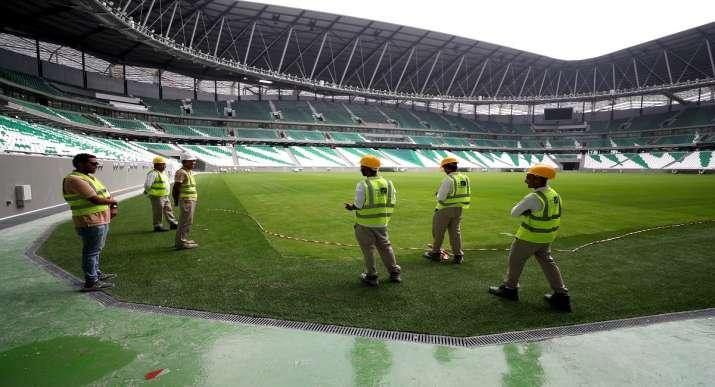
[1,213,714,386]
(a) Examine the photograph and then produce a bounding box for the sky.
[256,0,715,60]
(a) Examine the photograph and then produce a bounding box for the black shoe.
[80,281,114,292]
[423,251,441,262]
[98,272,117,281]
[544,292,572,312]
[389,272,402,283]
[360,273,379,287]
[154,226,169,232]
[453,255,464,264]
[488,285,519,301]
[169,223,178,230]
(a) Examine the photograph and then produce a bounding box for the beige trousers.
[150,196,177,227]
[354,224,401,276]
[504,238,567,292]
[431,207,464,256]
[175,199,196,246]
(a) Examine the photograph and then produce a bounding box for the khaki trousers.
[504,238,567,292]
[354,224,401,276]
[150,196,177,227]
[175,199,197,246]
[431,207,464,256]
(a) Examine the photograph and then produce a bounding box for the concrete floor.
[1,213,714,386]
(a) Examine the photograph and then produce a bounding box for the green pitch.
[40,172,715,336]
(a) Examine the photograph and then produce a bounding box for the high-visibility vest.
[178,169,198,200]
[436,173,471,210]
[62,172,110,217]
[515,187,562,244]
[355,176,396,227]
[146,170,169,197]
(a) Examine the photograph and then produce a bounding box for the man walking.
[488,164,571,312]
[62,153,118,291]
[145,156,178,232]
[424,157,471,264]
[345,155,401,286]
[173,152,198,249]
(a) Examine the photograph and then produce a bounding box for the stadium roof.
[1,0,714,101]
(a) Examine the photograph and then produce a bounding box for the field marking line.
[206,209,714,254]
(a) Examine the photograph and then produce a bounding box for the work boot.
[423,251,441,262]
[80,281,114,292]
[488,285,519,301]
[154,226,169,232]
[544,292,572,312]
[389,272,402,283]
[98,272,117,281]
[452,255,464,264]
[175,243,198,250]
[169,223,178,230]
[360,273,379,287]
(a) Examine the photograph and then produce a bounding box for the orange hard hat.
[527,164,557,180]
[440,157,458,167]
[360,155,381,169]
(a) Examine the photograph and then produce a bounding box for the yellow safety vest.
[355,176,395,227]
[436,173,471,210]
[62,172,110,217]
[146,170,170,197]
[515,187,562,244]
[179,169,198,200]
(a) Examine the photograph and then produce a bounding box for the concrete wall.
[0,154,151,226]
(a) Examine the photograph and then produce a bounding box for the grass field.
[41,172,715,336]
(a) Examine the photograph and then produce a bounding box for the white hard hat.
[180,152,197,161]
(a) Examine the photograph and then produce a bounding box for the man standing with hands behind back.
[145,156,178,232]
[173,152,199,249]
[62,153,118,292]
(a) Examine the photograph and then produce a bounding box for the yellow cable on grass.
[207,209,713,254]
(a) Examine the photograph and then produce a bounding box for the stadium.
[0,0,713,384]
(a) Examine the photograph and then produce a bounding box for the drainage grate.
[25,226,715,348]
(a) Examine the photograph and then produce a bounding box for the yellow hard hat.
[440,157,459,167]
[527,164,557,180]
[359,155,381,169]
[152,156,165,164]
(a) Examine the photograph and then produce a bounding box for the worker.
[424,157,471,264]
[344,155,401,286]
[173,152,198,249]
[488,164,571,312]
[145,156,178,232]
[62,153,118,292]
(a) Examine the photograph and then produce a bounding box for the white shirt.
[436,172,458,202]
[144,170,169,195]
[510,186,549,217]
[353,176,396,209]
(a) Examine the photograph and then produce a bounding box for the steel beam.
[593,66,597,93]
[141,0,156,27]
[394,47,415,92]
[632,58,640,88]
[554,70,562,96]
[310,32,328,78]
[469,59,489,97]
[663,50,673,84]
[35,39,42,77]
[339,38,360,86]
[445,55,465,96]
[280,15,342,73]
[573,69,579,94]
[518,66,531,97]
[420,51,441,94]
[165,1,178,38]
[612,63,616,90]
[122,0,133,14]
[244,22,256,63]
[707,39,715,77]
[189,11,201,49]
[277,27,293,72]
[213,17,225,56]
[538,68,548,96]
[314,21,374,79]
[494,62,511,97]
[367,42,389,89]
